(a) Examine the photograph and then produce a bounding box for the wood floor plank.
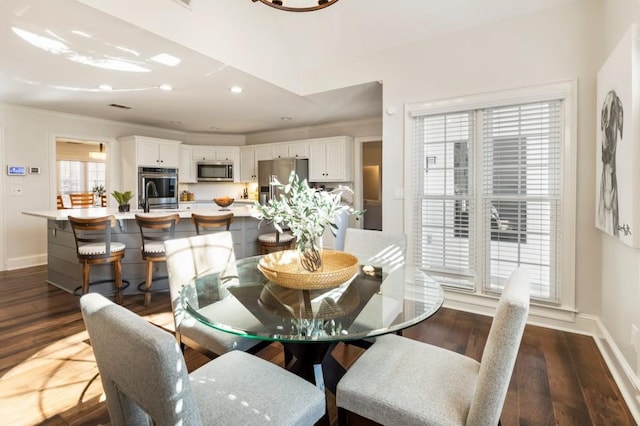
[0,266,635,425]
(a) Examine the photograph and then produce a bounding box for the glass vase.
[297,235,323,272]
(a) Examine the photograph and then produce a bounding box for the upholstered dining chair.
[336,266,531,426]
[80,293,325,426]
[164,232,260,357]
[343,228,406,270]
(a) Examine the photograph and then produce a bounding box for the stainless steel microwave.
[196,161,234,182]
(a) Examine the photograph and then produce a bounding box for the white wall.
[601,0,640,378]
[0,104,188,269]
[302,0,603,316]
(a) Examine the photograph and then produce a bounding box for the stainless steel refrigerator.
[258,158,309,204]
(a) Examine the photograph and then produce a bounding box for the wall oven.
[197,161,234,182]
[138,167,179,209]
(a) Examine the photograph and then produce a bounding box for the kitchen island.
[23,205,274,295]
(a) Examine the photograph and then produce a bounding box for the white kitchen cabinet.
[192,147,216,161]
[179,145,196,183]
[288,142,309,158]
[239,145,273,182]
[123,136,180,168]
[214,147,239,163]
[272,142,309,159]
[272,145,289,159]
[308,136,354,182]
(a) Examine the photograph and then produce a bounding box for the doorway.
[362,141,382,230]
[55,138,107,206]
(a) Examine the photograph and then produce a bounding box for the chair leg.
[144,260,153,307]
[337,407,349,426]
[82,262,91,295]
[114,259,123,305]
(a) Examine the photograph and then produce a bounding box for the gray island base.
[24,207,275,296]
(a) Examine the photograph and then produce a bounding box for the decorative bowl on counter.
[213,197,234,210]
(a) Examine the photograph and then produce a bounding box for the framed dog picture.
[596,24,640,247]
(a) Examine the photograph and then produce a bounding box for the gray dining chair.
[80,293,325,426]
[343,228,406,270]
[336,266,530,425]
[164,231,260,356]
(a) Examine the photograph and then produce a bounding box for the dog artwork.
[598,89,623,238]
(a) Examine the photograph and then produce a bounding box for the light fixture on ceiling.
[251,0,339,12]
[89,143,106,160]
[229,86,243,94]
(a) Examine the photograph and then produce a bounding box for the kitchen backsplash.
[180,181,353,204]
[179,182,259,201]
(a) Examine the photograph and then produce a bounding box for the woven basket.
[258,249,359,289]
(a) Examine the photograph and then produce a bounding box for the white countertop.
[23,205,260,221]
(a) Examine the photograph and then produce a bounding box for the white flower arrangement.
[253,172,362,271]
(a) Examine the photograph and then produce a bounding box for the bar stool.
[192,212,234,235]
[258,226,295,254]
[135,213,180,307]
[68,215,129,304]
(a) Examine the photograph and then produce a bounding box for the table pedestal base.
[282,342,346,394]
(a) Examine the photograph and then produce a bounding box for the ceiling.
[0,0,577,135]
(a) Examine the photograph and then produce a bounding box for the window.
[57,161,106,194]
[410,83,574,305]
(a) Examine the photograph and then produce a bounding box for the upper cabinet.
[118,135,181,169]
[193,146,239,163]
[119,135,181,168]
[239,145,273,182]
[179,145,197,183]
[272,142,309,159]
[308,136,354,182]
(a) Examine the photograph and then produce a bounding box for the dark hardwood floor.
[0,265,635,425]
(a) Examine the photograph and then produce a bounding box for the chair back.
[80,293,202,426]
[192,212,234,235]
[466,266,530,425]
[164,232,238,331]
[101,194,108,207]
[69,193,95,208]
[135,214,180,256]
[343,228,406,269]
[68,216,118,259]
[56,195,64,210]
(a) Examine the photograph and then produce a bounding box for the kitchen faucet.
[142,181,158,213]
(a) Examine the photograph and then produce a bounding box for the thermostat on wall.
[29,166,40,174]
[7,166,26,176]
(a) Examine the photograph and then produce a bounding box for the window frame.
[404,81,577,314]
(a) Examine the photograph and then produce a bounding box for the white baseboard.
[593,317,640,423]
[5,254,47,270]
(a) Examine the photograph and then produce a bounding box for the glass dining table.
[180,254,444,391]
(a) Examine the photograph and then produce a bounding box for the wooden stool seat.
[258,231,294,254]
[192,212,234,235]
[135,213,180,306]
[68,215,129,304]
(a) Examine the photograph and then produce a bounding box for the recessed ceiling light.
[229,86,243,94]
[159,84,173,91]
[281,116,292,121]
[171,121,183,125]
[150,53,181,67]
[210,126,220,130]
[98,84,113,91]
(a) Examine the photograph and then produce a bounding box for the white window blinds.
[413,112,476,289]
[482,101,561,300]
[413,99,563,302]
